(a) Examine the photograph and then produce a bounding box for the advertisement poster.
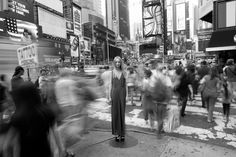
[70,35,79,57]
[176,3,186,31]
[72,6,82,36]
[17,44,38,68]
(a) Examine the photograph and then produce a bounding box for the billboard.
[7,0,34,23]
[70,35,79,57]
[38,7,66,39]
[167,6,173,31]
[1,17,38,42]
[176,3,186,31]
[35,0,63,14]
[72,6,82,36]
[142,1,162,38]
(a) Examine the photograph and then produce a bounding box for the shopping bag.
[166,105,180,132]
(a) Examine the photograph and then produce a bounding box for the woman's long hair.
[210,67,219,80]
[112,56,124,71]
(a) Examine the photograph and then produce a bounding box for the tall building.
[166,0,198,54]
[129,0,142,41]
[197,0,213,53]
[106,0,130,40]
[93,0,102,16]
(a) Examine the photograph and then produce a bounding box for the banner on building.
[72,6,82,37]
[17,44,38,68]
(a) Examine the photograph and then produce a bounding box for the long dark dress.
[111,72,126,136]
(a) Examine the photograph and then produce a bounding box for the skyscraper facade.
[106,0,130,40]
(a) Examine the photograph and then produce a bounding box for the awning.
[206,29,236,52]
[200,11,212,23]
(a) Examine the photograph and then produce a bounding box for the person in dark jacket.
[11,66,24,91]
[5,82,59,157]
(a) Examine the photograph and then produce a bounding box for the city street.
[64,94,236,157]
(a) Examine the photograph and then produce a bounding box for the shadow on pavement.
[109,135,138,148]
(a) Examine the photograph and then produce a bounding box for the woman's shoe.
[115,136,120,142]
[120,136,125,142]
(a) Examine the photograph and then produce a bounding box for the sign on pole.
[17,44,38,68]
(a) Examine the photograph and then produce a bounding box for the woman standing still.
[110,56,127,142]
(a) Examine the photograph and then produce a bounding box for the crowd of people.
[0,56,236,156]
[100,57,235,140]
[0,66,97,157]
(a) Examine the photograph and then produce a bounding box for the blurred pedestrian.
[3,82,64,157]
[197,61,210,108]
[148,63,173,138]
[141,69,155,131]
[127,66,137,106]
[0,75,14,124]
[110,56,127,142]
[224,59,236,101]
[221,77,233,127]
[200,67,221,123]
[11,66,24,91]
[174,66,193,117]
[38,69,48,89]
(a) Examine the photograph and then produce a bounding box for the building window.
[217,1,236,29]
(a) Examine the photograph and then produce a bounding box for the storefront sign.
[72,6,82,36]
[8,0,34,23]
[17,44,38,68]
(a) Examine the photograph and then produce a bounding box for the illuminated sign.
[72,6,82,36]
[8,0,34,23]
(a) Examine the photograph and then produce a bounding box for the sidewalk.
[70,129,236,157]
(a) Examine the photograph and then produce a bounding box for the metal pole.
[107,32,109,64]
[161,0,167,61]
